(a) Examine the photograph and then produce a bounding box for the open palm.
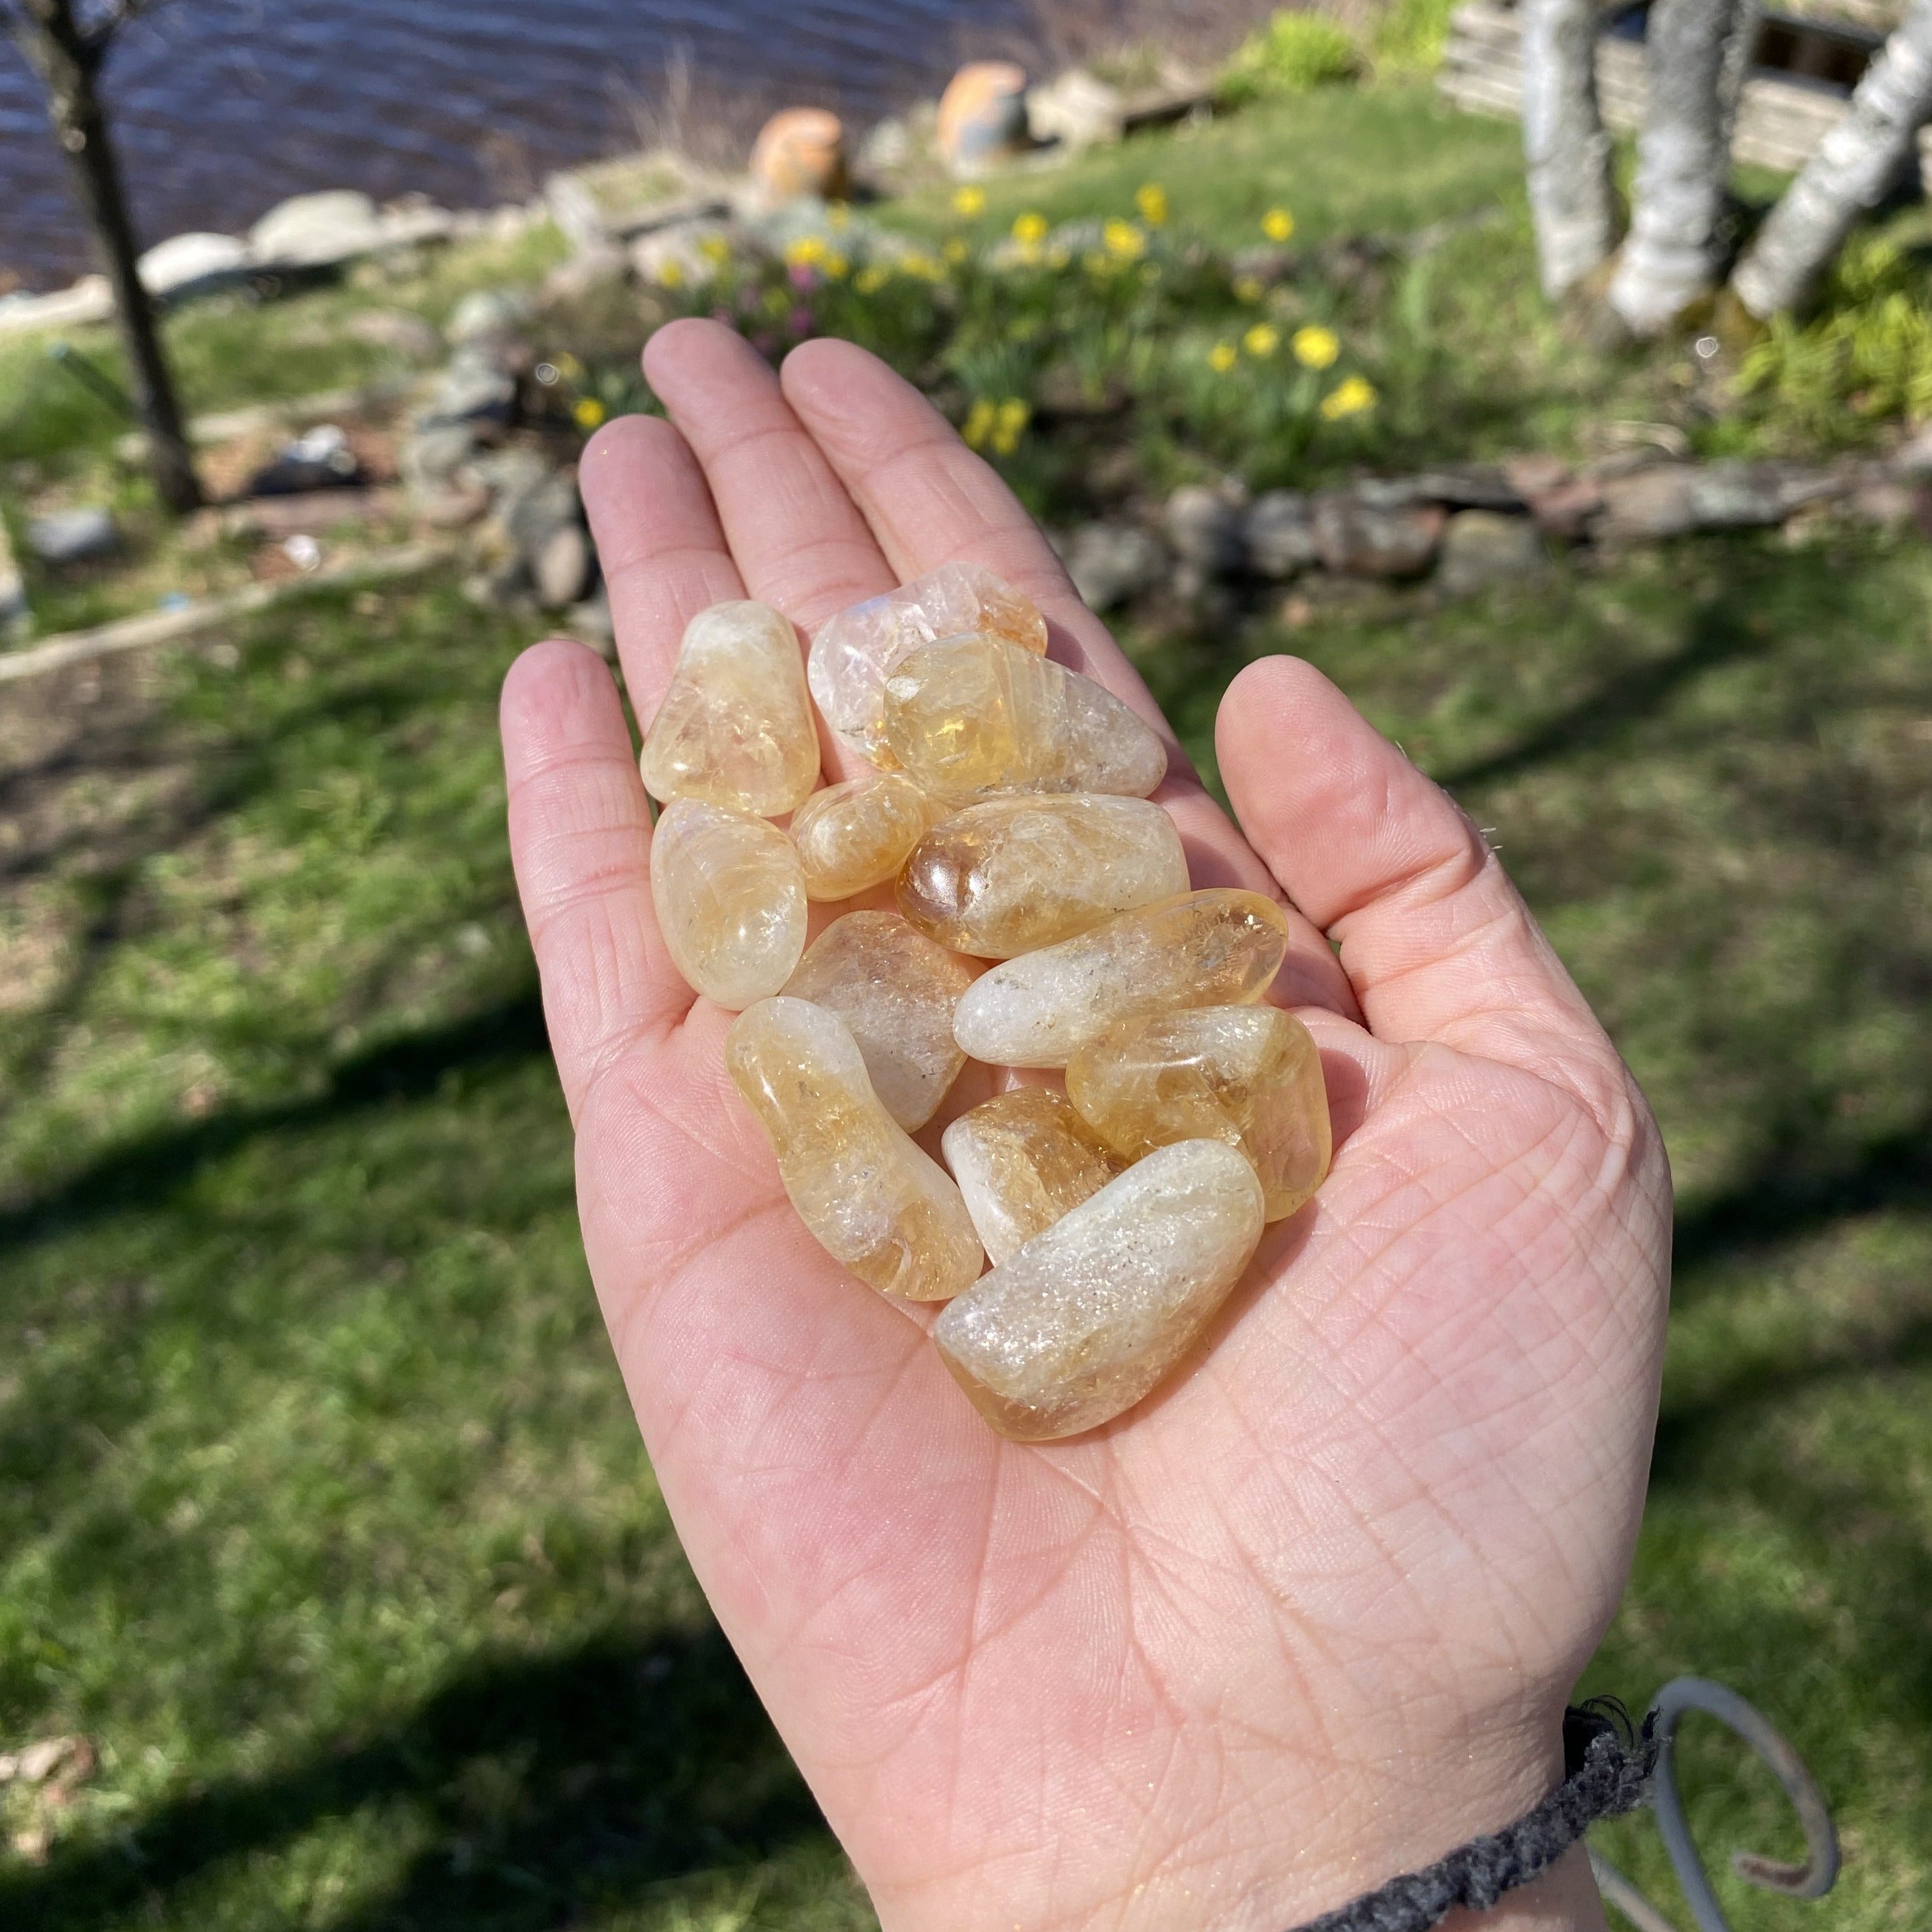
[500,322,1670,1932]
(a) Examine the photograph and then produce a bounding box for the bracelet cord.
[1285,1701,1657,1932]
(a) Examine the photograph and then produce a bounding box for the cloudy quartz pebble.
[933,1139,1266,1438]
[807,561,1049,762]
[952,888,1290,1067]
[942,1088,1123,1266]
[897,794,1190,958]
[640,600,821,816]
[781,912,977,1131]
[650,798,808,1008]
[881,633,1166,806]
[726,997,984,1301]
[789,772,934,901]
[1067,1005,1332,1222]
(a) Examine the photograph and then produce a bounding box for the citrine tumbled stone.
[933,1138,1265,1439]
[726,997,985,1301]
[951,888,1290,1068]
[651,798,808,1009]
[789,772,934,901]
[808,561,1049,763]
[1066,1005,1331,1222]
[941,1088,1122,1266]
[896,794,1189,959]
[640,600,821,817]
[781,911,976,1132]
[881,633,1167,806]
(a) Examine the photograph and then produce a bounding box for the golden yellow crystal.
[881,633,1167,806]
[1066,1005,1331,1222]
[640,600,821,817]
[941,1088,1123,1265]
[726,997,985,1300]
[651,798,808,1009]
[933,1139,1265,1439]
[808,562,1049,762]
[952,888,1290,1067]
[782,911,977,1131]
[789,772,934,901]
[896,794,1189,959]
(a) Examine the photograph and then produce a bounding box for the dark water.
[0,0,1033,292]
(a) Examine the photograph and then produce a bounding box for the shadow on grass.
[0,1626,838,1931]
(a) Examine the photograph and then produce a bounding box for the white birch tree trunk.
[1521,0,1618,297]
[1610,0,1759,335]
[1731,0,1932,317]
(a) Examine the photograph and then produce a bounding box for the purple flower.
[789,307,815,337]
[788,263,820,293]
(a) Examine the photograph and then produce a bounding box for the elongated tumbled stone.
[641,600,821,816]
[651,798,808,1008]
[952,888,1290,1067]
[789,772,933,901]
[897,794,1189,959]
[726,997,984,1300]
[933,1139,1265,1439]
[782,912,976,1130]
[1067,1006,1331,1222]
[808,562,1049,762]
[941,1089,1122,1265]
[881,633,1167,806]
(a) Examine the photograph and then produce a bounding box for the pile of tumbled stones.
[642,565,1331,1440]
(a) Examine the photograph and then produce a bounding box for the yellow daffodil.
[1209,341,1239,372]
[1320,375,1378,419]
[953,185,987,217]
[656,258,684,288]
[991,397,1031,455]
[963,397,997,449]
[1261,207,1295,243]
[699,235,731,264]
[1243,322,1280,357]
[854,263,890,294]
[783,234,828,268]
[1136,183,1168,226]
[573,397,607,430]
[1233,275,1263,303]
[1293,324,1340,369]
[552,352,584,378]
[1012,211,1049,245]
[1103,218,1147,261]
[941,237,969,265]
[823,250,849,280]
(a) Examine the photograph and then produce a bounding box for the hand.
[500,321,1670,1932]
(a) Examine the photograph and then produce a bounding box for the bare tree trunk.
[1521,0,1618,297]
[1732,0,1932,316]
[8,0,201,513]
[1609,0,1759,335]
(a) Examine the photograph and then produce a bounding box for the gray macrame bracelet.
[1285,1702,1657,1932]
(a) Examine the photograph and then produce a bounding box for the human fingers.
[779,335,1358,1018]
[642,319,901,783]
[577,411,747,723]
[1216,656,1631,1120]
[502,639,687,1119]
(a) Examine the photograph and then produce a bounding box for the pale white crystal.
[808,562,1049,762]
[952,888,1290,1067]
[726,997,984,1301]
[781,911,977,1131]
[650,798,808,1008]
[640,600,820,816]
[932,1140,1266,1439]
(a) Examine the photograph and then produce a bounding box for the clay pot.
[749,108,849,205]
[937,61,1030,176]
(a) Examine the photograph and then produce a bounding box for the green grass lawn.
[3,60,1929,1932]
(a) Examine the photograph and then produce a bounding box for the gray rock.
[1311,493,1444,579]
[1244,491,1319,579]
[1164,485,1247,574]
[1596,461,1842,543]
[27,506,117,565]
[138,231,250,301]
[857,117,913,178]
[536,524,595,608]
[423,351,518,427]
[447,288,532,348]
[0,273,113,340]
[250,190,384,268]
[1436,511,1547,597]
[403,421,483,489]
[1027,69,1125,152]
[1064,522,1168,611]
